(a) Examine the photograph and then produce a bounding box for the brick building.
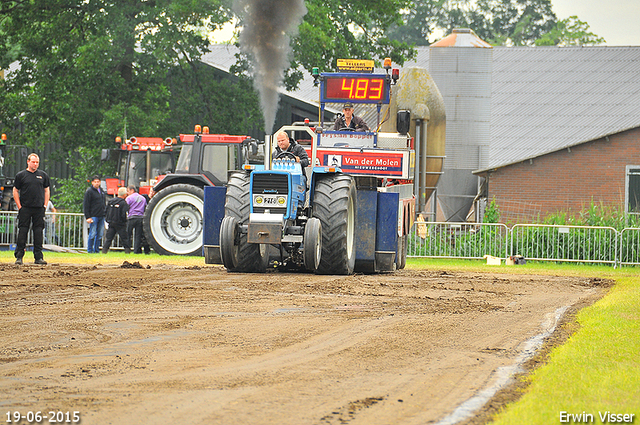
[471,46,640,224]
[475,127,640,224]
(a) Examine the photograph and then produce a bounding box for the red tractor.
[142,126,262,256]
[101,136,179,197]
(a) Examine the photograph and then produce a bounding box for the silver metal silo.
[429,28,492,222]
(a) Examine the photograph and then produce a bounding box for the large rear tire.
[224,172,268,272]
[313,174,356,275]
[143,184,204,256]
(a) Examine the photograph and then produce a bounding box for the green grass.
[407,258,640,424]
[490,274,640,425]
[406,257,632,276]
[0,249,205,267]
[2,253,638,422]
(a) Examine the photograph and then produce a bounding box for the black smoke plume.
[234,0,307,133]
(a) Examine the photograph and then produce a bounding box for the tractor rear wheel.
[223,172,269,272]
[312,174,356,275]
[143,184,204,256]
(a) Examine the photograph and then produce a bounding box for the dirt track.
[0,262,607,425]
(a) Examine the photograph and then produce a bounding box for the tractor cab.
[102,136,178,196]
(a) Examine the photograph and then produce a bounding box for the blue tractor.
[207,58,430,274]
[218,124,356,274]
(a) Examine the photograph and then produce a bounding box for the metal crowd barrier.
[0,211,127,252]
[510,224,618,266]
[619,228,640,266]
[409,221,509,260]
[409,221,639,267]
[2,210,639,265]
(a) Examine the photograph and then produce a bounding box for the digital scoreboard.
[321,74,391,104]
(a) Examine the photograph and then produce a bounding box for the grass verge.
[408,258,640,424]
[489,274,640,425]
[0,249,206,267]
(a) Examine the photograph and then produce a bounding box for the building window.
[626,166,640,215]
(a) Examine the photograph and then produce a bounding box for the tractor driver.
[333,102,370,132]
[273,130,309,168]
[273,130,309,188]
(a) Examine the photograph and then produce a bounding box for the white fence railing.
[619,228,640,266]
[510,224,618,266]
[410,222,509,259]
[409,221,640,267]
[0,211,127,251]
[2,211,639,266]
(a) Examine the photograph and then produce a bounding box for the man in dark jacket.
[83,175,106,253]
[273,130,309,167]
[273,130,309,190]
[102,187,131,254]
[333,102,370,131]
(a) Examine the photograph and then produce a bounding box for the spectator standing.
[140,192,151,254]
[13,153,50,265]
[44,200,59,245]
[83,175,106,253]
[126,185,148,254]
[102,187,131,254]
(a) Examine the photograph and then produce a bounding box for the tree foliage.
[1,0,416,143]
[387,0,602,47]
[0,0,233,151]
[535,16,606,46]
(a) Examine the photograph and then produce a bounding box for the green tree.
[283,0,417,89]
[385,0,445,46]
[0,0,233,152]
[167,59,264,137]
[388,0,562,46]
[535,16,606,46]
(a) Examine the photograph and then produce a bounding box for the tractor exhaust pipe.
[264,134,272,170]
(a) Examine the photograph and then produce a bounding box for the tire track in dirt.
[0,264,608,425]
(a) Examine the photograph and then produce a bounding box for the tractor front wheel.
[303,217,322,271]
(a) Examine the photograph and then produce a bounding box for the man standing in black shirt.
[13,153,50,265]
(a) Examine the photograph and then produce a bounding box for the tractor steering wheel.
[338,127,356,132]
[275,151,298,161]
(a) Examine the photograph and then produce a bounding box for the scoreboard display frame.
[320,73,391,104]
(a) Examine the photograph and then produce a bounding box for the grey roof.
[484,46,640,171]
[202,44,335,116]
[202,45,640,168]
[405,46,640,171]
